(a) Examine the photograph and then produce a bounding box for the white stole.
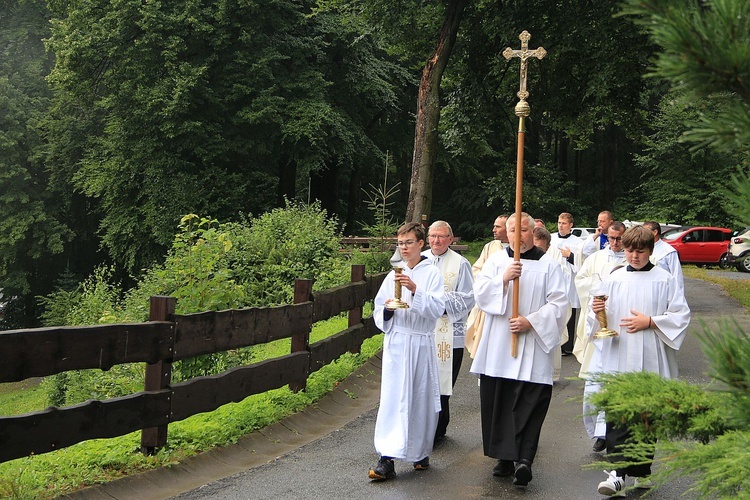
[431,250,462,396]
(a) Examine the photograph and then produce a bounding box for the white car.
[571,227,596,239]
[728,228,750,273]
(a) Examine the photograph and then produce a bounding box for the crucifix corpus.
[503,30,546,357]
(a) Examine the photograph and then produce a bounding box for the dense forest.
[1,0,747,328]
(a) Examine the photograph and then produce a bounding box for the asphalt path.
[68,275,749,500]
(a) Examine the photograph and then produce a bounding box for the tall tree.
[432,0,660,230]
[44,0,414,272]
[620,0,749,224]
[405,0,468,222]
[0,0,75,327]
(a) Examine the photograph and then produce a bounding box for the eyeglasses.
[428,234,451,240]
[397,240,418,247]
[608,236,623,242]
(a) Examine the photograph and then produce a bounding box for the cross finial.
[503,31,546,117]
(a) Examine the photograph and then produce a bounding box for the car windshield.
[662,230,684,241]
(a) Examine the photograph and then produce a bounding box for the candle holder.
[386,267,410,310]
[590,274,617,339]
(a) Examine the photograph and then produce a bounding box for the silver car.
[728,228,750,273]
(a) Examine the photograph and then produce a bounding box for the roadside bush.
[590,321,750,498]
[226,199,348,305]
[38,202,352,402]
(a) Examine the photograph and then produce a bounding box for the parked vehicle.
[572,227,596,239]
[728,227,750,273]
[662,226,733,266]
[661,225,694,240]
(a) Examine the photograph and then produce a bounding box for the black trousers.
[435,347,464,439]
[479,375,552,463]
[606,422,654,478]
[561,308,578,352]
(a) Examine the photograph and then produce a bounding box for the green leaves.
[619,0,750,156]
[590,320,750,498]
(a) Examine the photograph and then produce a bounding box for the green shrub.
[225,199,347,305]
[590,321,750,498]
[38,202,353,400]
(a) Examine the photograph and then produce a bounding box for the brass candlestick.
[590,274,617,338]
[593,294,618,339]
[386,267,410,310]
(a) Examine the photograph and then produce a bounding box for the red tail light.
[734,237,745,244]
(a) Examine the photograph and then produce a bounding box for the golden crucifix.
[503,30,546,358]
[503,31,547,117]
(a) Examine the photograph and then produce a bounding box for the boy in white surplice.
[368,222,445,481]
[590,225,691,496]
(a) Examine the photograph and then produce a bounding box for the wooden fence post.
[290,279,313,392]
[140,296,176,455]
[348,265,366,354]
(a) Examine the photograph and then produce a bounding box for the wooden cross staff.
[503,31,546,357]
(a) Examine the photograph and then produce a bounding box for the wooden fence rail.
[0,265,387,464]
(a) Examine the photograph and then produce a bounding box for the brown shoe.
[413,456,430,470]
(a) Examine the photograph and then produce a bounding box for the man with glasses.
[369,222,446,481]
[422,221,474,442]
[573,221,627,453]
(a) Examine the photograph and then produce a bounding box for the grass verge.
[682,266,750,312]
[0,313,383,499]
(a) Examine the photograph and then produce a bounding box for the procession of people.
[369,214,692,497]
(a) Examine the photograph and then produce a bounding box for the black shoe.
[492,460,514,477]
[561,350,573,356]
[368,457,396,480]
[513,459,533,487]
[593,438,607,453]
[413,456,430,470]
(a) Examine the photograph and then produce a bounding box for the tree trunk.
[405,0,468,223]
[277,155,297,205]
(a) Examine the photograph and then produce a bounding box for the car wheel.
[719,253,732,270]
[737,253,750,273]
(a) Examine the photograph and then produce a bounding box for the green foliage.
[127,215,247,316]
[590,371,728,444]
[698,320,750,429]
[360,153,402,245]
[0,380,47,417]
[625,91,740,226]
[352,154,402,273]
[619,0,750,156]
[483,151,589,222]
[728,167,750,227]
[0,1,77,329]
[595,3,750,494]
[225,200,347,306]
[40,0,416,275]
[38,202,349,397]
[590,322,750,498]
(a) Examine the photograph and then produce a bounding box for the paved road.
[68,277,749,500]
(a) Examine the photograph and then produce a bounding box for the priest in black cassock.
[470,212,568,487]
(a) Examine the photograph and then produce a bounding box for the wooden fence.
[0,265,386,464]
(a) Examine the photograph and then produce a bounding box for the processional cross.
[503,31,546,358]
[503,31,547,116]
